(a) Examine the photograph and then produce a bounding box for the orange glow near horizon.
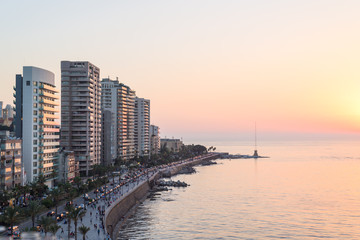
[1,1,360,140]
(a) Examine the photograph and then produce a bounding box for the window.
[26,81,30,86]
[33,88,38,93]
[33,81,38,86]
[33,147,37,152]
[33,110,38,115]
[33,140,37,145]
[33,96,38,101]
[33,118,37,123]
[33,125,37,130]
[33,169,37,174]
[33,103,38,108]
[33,132,37,137]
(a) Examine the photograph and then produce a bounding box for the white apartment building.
[101,78,136,162]
[14,66,60,187]
[61,61,102,176]
[134,97,150,157]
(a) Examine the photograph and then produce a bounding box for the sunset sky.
[1,1,360,142]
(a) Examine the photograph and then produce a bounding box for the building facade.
[61,61,101,176]
[14,66,60,187]
[101,78,136,163]
[4,104,14,119]
[0,131,22,190]
[0,101,3,119]
[101,110,113,166]
[134,97,150,157]
[58,149,79,183]
[150,125,160,155]
[160,138,183,153]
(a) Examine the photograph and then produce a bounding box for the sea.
[118,140,360,239]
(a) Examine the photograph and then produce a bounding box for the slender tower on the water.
[253,122,258,158]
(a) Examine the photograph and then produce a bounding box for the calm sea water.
[118,141,360,239]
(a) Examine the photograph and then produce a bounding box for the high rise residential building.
[14,66,60,187]
[0,131,22,190]
[150,125,160,155]
[61,61,101,176]
[134,97,150,157]
[101,78,136,163]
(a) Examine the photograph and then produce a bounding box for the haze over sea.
[118,140,360,239]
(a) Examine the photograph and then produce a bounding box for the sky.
[1,0,360,142]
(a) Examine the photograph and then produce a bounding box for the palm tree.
[1,206,22,235]
[0,190,10,208]
[37,216,56,236]
[73,176,82,193]
[69,207,86,240]
[65,205,74,239]
[78,225,90,240]
[24,200,44,228]
[50,187,63,216]
[49,224,61,238]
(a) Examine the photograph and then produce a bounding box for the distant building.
[14,66,60,187]
[4,104,13,119]
[160,138,183,153]
[61,61,102,176]
[150,125,160,155]
[101,78,136,162]
[0,131,22,190]
[0,101,3,119]
[58,149,79,183]
[134,97,150,157]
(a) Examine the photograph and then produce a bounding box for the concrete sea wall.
[105,153,219,239]
[105,172,160,239]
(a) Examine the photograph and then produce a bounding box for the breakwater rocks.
[157,179,189,187]
[201,160,217,166]
[178,166,196,174]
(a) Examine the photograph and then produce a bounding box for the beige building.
[0,131,22,190]
[150,125,160,155]
[134,97,150,157]
[101,78,136,163]
[58,150,79,183]
[160,138,183,153]
[61,61,102,176]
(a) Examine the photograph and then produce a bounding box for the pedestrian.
[98,229,100,235]
[61,227,64,234]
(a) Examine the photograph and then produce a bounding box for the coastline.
[105,153,219,239]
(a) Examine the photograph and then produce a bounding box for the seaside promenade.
[15,153,218,240]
